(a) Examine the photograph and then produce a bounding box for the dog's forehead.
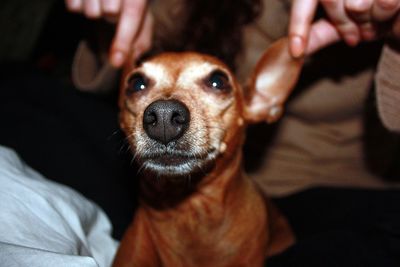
[139,53,231,86]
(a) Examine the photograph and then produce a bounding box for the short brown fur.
[114,38,302,267]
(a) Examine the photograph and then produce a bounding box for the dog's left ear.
[243,38,304,124]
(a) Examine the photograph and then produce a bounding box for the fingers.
[102,0,121,15]
[345,0,373,22]
[344,0,400,40]
[66,0,122,18]
[110,0,147,67]
[66,0,102,18]
[306,19,341,55]
[290,0,400,56]
[344,0,378,40]
[372,0,400,21]
[65,0,150,68]
[83,0,102,18]
[65,0,83,12]
[321,0,361,46]
[131,10,153,61]
[289,0,319,58]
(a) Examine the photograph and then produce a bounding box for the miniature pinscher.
[113,38,303,267]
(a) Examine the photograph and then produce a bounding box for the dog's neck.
[134,147,268,267]
[138,144,245,215]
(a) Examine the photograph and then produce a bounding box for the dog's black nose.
[143,99,190,145]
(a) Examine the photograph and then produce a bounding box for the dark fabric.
[268,187,400,266]
[0,68,138,239]
[0,0,55,63]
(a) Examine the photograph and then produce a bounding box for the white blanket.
[0,146,118,267]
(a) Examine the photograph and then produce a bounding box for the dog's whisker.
[125,144,132,153]
[194,161,207,176]
[136,163,146,175]
[118,139,131,154]
[130,156,136,166]
[130,149,141,166]
[107,129,122,140]
[131,150,140,163]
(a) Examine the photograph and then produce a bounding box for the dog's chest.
[146,184,268,267]
[149,193,230,244]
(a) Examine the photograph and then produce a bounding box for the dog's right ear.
[243,38,304,124]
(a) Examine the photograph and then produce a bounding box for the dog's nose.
[143,99,190,145]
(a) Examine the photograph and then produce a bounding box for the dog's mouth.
[138,148,218,177]
[149,154,194,165]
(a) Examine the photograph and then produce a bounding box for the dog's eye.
[127,73,148,94]
[206,71,231,91]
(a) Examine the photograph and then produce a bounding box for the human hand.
[289,0,400,58]
[65,0,153,67]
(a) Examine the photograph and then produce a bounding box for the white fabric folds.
[0,146,118,267]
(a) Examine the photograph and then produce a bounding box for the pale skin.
[290,0,400,58]
[64,0,153,67]
[65,0,400,66]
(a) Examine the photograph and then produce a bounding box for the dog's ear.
[243,38,304,124]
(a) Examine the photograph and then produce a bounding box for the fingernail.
[111,51,125,67]
[68,0,80,10]
[347,0,368,10]
[86,2,102,18]
[290,35,304,58]
[360,24,376,41]
[345,33,359,47]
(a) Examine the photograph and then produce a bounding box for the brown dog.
[113,38,303,267]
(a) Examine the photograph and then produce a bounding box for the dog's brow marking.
[219,142,227,153]
[142,63,173,88]
[177,62,216,88]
